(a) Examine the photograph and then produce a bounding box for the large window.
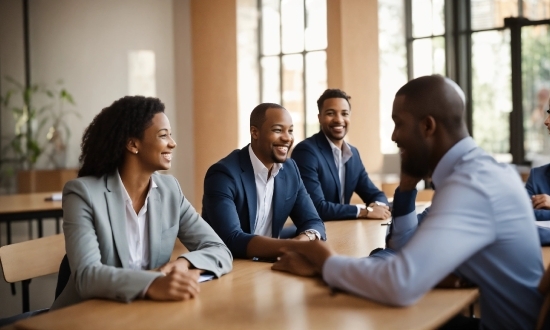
[258,0,327,142]
[378,1,407,154]
[379,0,550,164]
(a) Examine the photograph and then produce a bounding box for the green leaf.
[5,76,24,89]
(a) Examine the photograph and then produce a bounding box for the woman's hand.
[145,268,201,301]
[158,258,192,275]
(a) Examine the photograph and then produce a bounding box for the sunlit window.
[128,50,156,97]
[258,0,327,142]
[522,24,550,164]
[386,0,550,165]
[378,1,407,154]
[471,30,512,159]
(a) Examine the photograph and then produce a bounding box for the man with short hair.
[273,76,543,330]
[202,103,326,259]
[292,89,390,221]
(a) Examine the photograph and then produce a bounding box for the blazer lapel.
[272,168,286,238]
[240,147,258,233]
[104,173,130,269]
[147,185,162,268]
[344,159,355,203]
[315,132,342,196]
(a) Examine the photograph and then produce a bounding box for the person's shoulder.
[293,133,321,155]
[282,157,301,176]
[64,174,103,191]
[345,141,361,156]
[205,148,246,182]
[151,172,178,187]
[532,163,550,175]
[213,148,242,167]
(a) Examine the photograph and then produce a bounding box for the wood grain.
[12,220,478,330]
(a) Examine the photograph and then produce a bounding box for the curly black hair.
[78,96,165,177]
[316,89,352,113]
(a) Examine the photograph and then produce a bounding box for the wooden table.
[11,220,478,330]
[0,192,63,245]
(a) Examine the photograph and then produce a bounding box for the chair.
[538,264,550,330]
[0,233,65,313]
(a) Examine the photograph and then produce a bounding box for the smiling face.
[251,107,294,168]
[318,97,350,147]
[391,95,431,178]
[134,112,176,172]
[545,99,550,134]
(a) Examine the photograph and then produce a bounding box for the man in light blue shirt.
[272,75,544,330]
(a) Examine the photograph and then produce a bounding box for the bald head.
[395,75,467,137]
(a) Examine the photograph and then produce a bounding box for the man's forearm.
[246,236,313,259]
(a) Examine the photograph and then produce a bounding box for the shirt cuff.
[138,274,162,299]
[356,205,363,218]
[393,211,419,234]
[392,188,417,217]
[322,255,347,287]
[310,229,322,240]
[368,247,397,260]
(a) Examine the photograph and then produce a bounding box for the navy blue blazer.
[291,132,388,220]
[202,146,326,258]
[525,163,550,220]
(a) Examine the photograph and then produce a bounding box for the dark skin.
[120,113,202,301]
[319,97,390,220]
[273,76,471,289]
[246,107,315,259]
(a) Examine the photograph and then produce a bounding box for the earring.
[135,151,138,154]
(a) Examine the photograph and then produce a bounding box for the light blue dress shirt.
[322,137,543,330]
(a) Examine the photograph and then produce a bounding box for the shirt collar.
[117,170,158,204]
[432,137,477,188]
[248,144,283,179]
[324,134,353,163]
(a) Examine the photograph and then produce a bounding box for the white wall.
[0,0,195,317]
[29,0,177,168]
[0,0,195,198]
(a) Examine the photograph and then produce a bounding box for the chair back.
[0,234,65,283]
[537,263,550,330]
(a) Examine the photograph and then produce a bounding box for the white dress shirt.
[322,137,543,330]
[325,135,363,217]
[248,145,282,237]
[118,171,157,270]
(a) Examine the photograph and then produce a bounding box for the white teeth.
[277,147,288,153]
[163,153,172,161]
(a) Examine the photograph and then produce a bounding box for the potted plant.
[0,76,80,193]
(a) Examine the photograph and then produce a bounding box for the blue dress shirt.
[322,137,543,330]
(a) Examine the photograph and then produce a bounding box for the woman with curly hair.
[51,96,232,310]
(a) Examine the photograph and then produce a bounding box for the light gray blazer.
[51,171,233,310]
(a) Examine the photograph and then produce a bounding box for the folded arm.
[323,180,493,306]
[63,180,161,302]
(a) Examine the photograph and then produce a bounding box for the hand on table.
[292,233,312,241]
[158,258,192,275]
[359,204,391,220]
[532,194,550,209]
[271,240,336,277]
[146,268,201,301]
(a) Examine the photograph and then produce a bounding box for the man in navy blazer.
[526,105,550,221]
[202,103,326,259]
[292,89,390,221]
[526,163,550,220]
